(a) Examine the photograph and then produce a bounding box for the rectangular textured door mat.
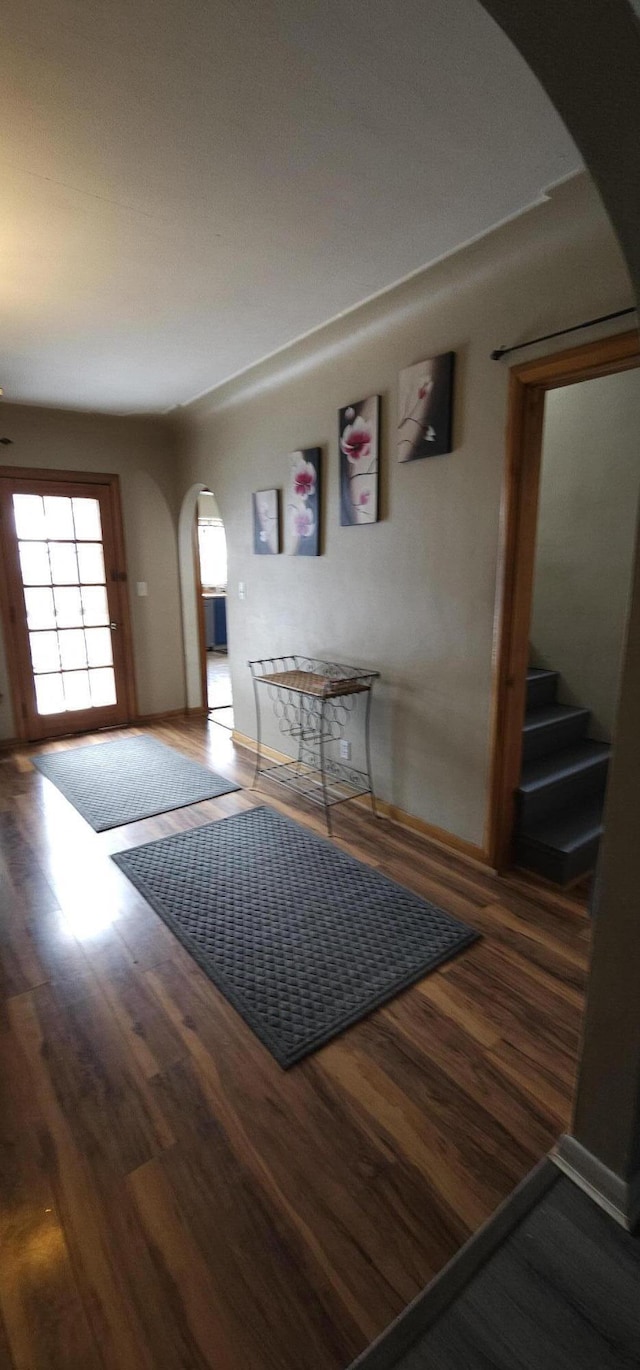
[112,806,479,1066]
[33,735,240,831]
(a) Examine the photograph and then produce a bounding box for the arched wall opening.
[179,482,231,717]
[178,482,208,711]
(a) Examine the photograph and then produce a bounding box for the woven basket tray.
[255,669,369,698]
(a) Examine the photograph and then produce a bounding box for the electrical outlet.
[339,739,351,761]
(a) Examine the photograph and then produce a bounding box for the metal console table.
[249,655,380,833]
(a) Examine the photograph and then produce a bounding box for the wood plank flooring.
[0,717,591,1370]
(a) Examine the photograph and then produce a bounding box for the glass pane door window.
[0,476,133,740]
[14,493,116,716]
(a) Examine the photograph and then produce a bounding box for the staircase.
[514,668,611,885]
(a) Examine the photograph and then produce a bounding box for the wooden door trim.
[0,497,30,742]
[96,474,138,726]
[0,468,137,741]
[486,328,640,870]
[0,466,126,487]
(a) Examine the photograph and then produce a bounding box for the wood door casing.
[0,468,137,741]
[486,329,640,870]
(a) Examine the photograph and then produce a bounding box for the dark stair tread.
[526,668,558,684]
[519,740,610,794]
[518,794,604,852]
[518,667,602,882]
[523,703,590,732]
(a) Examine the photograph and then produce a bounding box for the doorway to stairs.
[488,330,640,884]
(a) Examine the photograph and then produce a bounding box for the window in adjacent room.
[197,514,227,590]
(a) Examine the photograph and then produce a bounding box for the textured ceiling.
[1,0,580,413]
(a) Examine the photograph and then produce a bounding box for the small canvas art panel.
[252,489,280,554]
[285,447,321,556]
[339,395,380,525]
[398,351,455,462]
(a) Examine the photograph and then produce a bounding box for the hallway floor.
[0,718,590,1369]
[207,650,234,730]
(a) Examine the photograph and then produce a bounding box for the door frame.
[486,329,640,870]
[0,466,137,741]
[193,509,209,713]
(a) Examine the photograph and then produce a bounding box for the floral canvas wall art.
[398,352,455,462]
[252,488,280,554]
[285,447,321,555]
[339,395,380,525]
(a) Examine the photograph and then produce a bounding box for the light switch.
[238,581,246,600]
[136,581,148,597]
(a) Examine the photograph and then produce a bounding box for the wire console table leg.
[364,685,378,818]
[318,696,332,835]
[251,673,262,790]
[295,692,305,777]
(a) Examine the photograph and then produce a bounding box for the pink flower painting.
[397,352,455,462]
[285,447,321,555]
[339,395,380,526]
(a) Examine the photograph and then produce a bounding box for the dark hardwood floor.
[0,717,591,1370]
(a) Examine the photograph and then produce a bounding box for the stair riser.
[518,761,609,825]
[526,674,558,709]
[515,833,601,886]
[522,714,589,762]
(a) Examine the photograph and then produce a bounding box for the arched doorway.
[196,490,233,727]
[177,482,232,725]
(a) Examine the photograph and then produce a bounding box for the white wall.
[0,406,184,736]
[531,368,640,740]
[174,176,633,851]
